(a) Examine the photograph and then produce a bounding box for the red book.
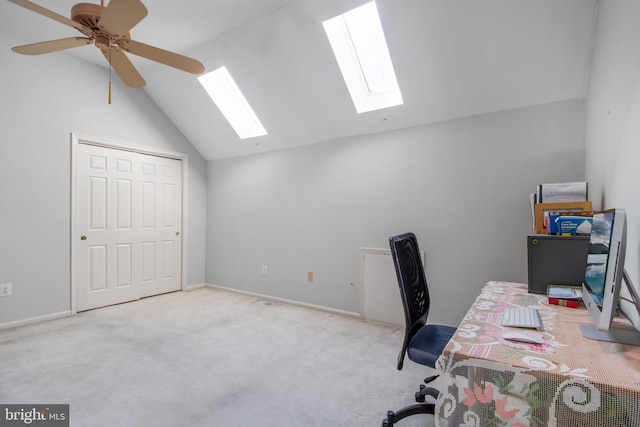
[548,297,579,308]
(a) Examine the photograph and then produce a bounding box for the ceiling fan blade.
[102,48,146,88]
[99,0,148,37]
[7,0,90,34]
[12,37,92,55]
[121,40,205,75]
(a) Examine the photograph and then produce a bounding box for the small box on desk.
[547,215,593,235]
[527,235,589,294]
[534,201,592,234]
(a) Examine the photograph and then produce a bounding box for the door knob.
[81,236,87,240]
[176,232,180,236]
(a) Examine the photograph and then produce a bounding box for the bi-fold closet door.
[75,143,182,312]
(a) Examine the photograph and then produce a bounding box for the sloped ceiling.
[0,0,597,160]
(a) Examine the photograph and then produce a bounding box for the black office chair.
[382,233,457,427]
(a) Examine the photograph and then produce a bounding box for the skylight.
[323,1,403,114]
[198,67,267,139]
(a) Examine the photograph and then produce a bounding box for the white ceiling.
[0,0,598,160]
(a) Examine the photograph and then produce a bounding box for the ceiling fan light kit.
[7,0,205,91]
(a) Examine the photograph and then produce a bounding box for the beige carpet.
[0,287,436,426]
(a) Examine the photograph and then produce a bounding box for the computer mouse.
[502,330,544,344]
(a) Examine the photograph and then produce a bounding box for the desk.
[434,281,640,427]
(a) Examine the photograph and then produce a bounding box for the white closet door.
[137,153,182,298]
[76,144,182,311]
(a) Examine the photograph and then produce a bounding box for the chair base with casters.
[381,233,457,427]
[382,375,440,426]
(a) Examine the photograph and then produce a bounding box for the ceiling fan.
[7,0,205,88]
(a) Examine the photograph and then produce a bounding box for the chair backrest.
[389,232,430,370]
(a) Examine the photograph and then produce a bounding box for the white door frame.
[70,132,189,314]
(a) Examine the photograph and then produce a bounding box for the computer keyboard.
[502,307,543,330]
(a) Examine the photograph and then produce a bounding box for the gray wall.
[206,99,586,326]
[0,31,207,325]
[585,0,640,328]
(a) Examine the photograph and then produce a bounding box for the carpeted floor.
[0,287,437,426]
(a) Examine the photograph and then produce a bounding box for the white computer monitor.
[581,209,640,344]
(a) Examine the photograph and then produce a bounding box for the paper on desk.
[537,181,588,203]
[530,193,537,229]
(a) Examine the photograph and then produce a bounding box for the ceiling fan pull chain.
[108,48,112,105]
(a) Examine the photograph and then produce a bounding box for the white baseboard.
[0,311,72,331]
[0,285,360,330]
[205,284,361,319]
[183,283,206,291]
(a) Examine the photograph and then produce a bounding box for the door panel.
[116,243,132,287]
[138,153,182,298]
[76,144,182,311]
[142,181,155,228]
[162,240,175,278]
[162,184,176,226]
[116,179,132,229]
[89,245,107,291]
[89,177,107,230]
[142,241,156,282]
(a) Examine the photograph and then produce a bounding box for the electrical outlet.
[0,283,12,297]
[261,265,268,276]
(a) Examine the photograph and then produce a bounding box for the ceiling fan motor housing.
[71,2,130,49]
[71,3,103,29]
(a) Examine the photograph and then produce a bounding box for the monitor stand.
[580,324,640,345]
[581,270,640,345]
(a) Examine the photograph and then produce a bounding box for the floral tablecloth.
[435,281,640,427]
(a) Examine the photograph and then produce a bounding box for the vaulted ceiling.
[0,0,597,160]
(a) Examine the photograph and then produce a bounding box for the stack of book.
[547,286,582,308]
[529,181,591,234]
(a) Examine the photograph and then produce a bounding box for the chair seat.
[407,324,456,368]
